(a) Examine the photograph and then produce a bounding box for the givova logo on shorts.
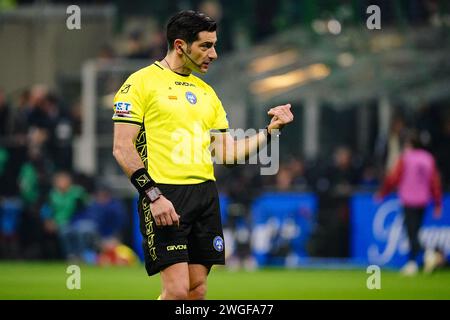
[167,244,187,251]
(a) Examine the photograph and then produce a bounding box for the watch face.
[148,187,161,202]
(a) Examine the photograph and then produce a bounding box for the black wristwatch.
[146,186,162,203]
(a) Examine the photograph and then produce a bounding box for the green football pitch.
[0,262,449,300]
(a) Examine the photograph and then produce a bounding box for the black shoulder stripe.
[113,119,142,126]
[153,62,163,70]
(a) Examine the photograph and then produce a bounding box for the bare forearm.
[113,144,145,178]
[214,103,292,166]
[219,131,267,164]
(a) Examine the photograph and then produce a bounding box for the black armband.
[130,168,155,195]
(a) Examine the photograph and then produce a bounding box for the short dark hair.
[166,10,216,50]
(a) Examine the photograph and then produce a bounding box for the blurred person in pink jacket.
[376,131,443,275]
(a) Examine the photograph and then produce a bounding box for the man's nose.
[209,47,218,60]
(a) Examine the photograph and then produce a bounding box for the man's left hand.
[267,103,294,133]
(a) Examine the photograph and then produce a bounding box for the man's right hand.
[267,103,293,133]
[150,195,180,227]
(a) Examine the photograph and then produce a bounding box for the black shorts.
[138,180,225,276]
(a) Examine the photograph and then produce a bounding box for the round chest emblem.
[185,91,197,104]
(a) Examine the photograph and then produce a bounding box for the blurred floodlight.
[328,19,342,35]
[248,50,299,75]
[250,63,331,99]
[370,34,404,52]
[337,52,355,67]
[312,19,327,34]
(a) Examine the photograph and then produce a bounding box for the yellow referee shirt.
[112,61,229,185]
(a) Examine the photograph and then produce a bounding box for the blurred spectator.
[376,131,443,275]
[0,144,21,202]
[97,44,116,63]
[309,146,359,258]
[275,165,293,191]
[380,115,408,172]
[199,1,223,22]
[424,0,445,26]
[27,85,50,129]
[70,100,83,136]
[359,162,379,190]
[125,29,151,60]
[20,87,74,171]
[0,89,11,137]
[435,114,450,190]
[274,157,309,191]
[5,89,31,149]
[0,89,23,259]
[17,146,53,259]
[288,157,310,190]
[44,93,74,170]
[148,30,167,60]
[76,182,128,264]
[40,171,90,261]
[86,183,128,240]
[18,149,46,212]
[328,146,359,196]
[219,165,260,270]
[0,196,22,259]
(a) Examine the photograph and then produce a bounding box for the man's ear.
[174,39,185,53]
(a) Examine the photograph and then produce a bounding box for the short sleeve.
[112,73,145,126]
[210,90,229,131]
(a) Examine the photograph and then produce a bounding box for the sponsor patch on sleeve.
[113,101,132,118]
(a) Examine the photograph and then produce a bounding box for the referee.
[112,10,293,300]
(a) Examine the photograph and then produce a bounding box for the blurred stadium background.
[1,0,450,299]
